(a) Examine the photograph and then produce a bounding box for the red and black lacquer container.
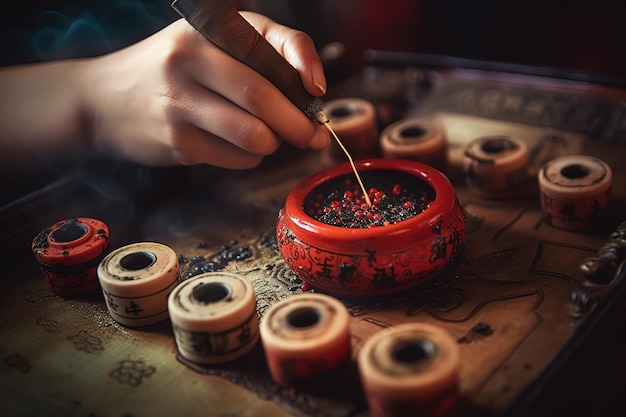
[276,158,466,298]
[32,217,110,297]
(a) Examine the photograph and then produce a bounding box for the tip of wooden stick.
[320,119,372,207]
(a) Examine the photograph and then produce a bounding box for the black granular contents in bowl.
[303,170,435,228]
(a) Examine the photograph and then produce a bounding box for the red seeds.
[303,171,433,228]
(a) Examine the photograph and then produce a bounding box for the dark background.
[0,1,177,65]
[1,0,624,76]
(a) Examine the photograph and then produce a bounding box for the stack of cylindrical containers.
[165,271,463,417]
[320,96,614,231]
[42,224,461,416]
[34,224,461,416]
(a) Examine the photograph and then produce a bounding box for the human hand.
[79,13,329,168]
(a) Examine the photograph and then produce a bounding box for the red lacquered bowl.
[276,158,466,298]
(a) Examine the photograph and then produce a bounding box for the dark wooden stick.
[171,0,324,121]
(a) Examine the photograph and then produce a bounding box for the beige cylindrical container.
[168,272,259,364]
[322,97,379,160]
[259,293,352,388]
[462,135,529,198]
[538,155,612,230]
[97,242,180,327]
[380,117,447,168]
[358,323,461,417]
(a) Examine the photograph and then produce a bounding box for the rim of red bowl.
[282,158,459,253]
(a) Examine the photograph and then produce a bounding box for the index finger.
[241,11,327,98]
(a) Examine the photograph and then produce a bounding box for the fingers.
[169,79,282,157]
[173,19,329,151]
[240,11,327,97]
[168,123,265,168]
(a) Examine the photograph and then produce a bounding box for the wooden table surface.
[1,68,625,417]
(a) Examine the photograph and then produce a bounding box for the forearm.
[0,60,90,162]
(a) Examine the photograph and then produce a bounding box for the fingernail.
[307,128,330,150]
[312,63,327,96]
[314,80,327,96]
